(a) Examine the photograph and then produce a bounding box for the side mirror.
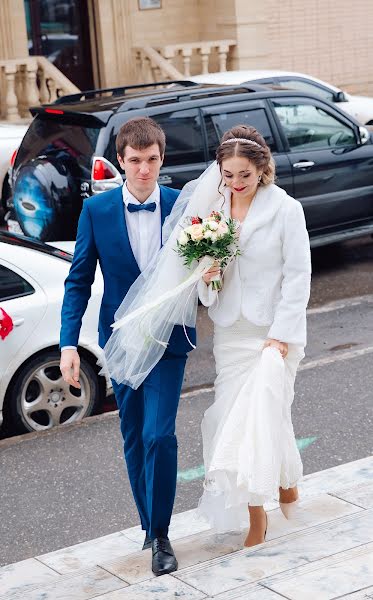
[359,126,370,145]
[334,91,347,103]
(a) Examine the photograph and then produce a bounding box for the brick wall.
[266,0,373,95]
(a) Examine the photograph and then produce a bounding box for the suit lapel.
[111,186,140,277]
[160,186,176,245]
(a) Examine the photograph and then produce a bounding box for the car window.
[152,109,205,167]
[16,117,101,172]
[204,108,275,160]
[273,102,356,150]
[0,265,34,301]
[105,109,205,170]
[276,78,334,102]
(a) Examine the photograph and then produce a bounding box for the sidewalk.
[1,456,373,599]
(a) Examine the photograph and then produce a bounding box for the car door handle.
[158,175,173,185]
[13,318,25,327]
[293,161,315,169]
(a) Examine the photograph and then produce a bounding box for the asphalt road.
[1,236,373,566]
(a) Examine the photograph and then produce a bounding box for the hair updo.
[216,124,275,186]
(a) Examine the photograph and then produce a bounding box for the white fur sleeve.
[267,200,311,346]
[197,278,218,307]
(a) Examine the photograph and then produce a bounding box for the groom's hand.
[60,349,81,389]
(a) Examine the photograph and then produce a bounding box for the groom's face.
[117,144,164,201]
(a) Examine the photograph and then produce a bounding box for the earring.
[258,175,262,182]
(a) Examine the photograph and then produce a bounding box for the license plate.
[7,220,23,235]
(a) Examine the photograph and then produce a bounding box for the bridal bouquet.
[176,211,240,290]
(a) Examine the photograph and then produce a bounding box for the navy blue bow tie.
[127,202,156,213]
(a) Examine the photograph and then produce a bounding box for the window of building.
[0,265,34,302]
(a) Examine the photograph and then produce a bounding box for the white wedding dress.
[197,316,304,533]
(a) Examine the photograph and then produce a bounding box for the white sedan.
[0,123,28,222]
[191,70,373,125]
[0,231,111,434]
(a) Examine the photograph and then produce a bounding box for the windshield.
[15,115,101,171]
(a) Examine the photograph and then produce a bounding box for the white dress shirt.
[61,182,162,352]
[122,181,162,272]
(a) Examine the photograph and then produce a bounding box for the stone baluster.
[47,77,58,102]
[134,50,143,83]
[180,47,193,77]
[199,44,211,74]
[26,60,40,112]
[151,64,162,82]
[4,64,20,121]
[217,43,229,72]
[15,64,26,117]
[38,64,50,104]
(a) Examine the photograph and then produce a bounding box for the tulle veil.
[102,161,223,389]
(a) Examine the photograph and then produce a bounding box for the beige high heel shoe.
[279,486,299,519]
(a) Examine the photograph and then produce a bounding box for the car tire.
[5,349,101,434]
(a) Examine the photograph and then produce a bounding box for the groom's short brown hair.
[116,117,166,158]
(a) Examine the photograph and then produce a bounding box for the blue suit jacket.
[60,185,196,355]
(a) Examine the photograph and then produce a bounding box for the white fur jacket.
[198,184,312,347]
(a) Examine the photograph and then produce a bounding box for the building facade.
[1,0,372,111]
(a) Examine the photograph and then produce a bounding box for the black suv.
[9,80,373,246]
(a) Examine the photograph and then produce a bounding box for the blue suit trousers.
[112,351,187,540]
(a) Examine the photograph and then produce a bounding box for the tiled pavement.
[2,456,373,600]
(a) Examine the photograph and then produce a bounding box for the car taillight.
[10,148,18,167]
[92,158,116,180]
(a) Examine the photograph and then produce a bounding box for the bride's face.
[222,156,262,198]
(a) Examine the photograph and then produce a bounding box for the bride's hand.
[202,263,221,285]
[263,338,288,358]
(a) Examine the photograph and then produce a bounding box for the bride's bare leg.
[244,505,267,547]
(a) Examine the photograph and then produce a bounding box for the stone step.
[1,455,372,600]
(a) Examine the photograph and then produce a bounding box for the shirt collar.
[122,181,160,207]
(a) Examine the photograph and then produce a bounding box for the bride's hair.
[216,124,276,187]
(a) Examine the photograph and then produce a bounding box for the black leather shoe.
[142,533,152,551]
[151,537,178,576]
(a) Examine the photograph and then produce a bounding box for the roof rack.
[120,83,269,111]
[53,80,198,105]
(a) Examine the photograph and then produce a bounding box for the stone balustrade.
[0,56,79,122]
[133,39,236,84]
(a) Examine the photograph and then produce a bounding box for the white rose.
[203,229,213,239]
[216,222,229,237]
[178,231,189,245]
[210,232,218,242]
[208,221,219,231]
[190,224,204,241]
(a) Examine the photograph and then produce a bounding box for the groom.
[59,117,195,576]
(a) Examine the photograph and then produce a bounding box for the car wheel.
[6,349,101,433]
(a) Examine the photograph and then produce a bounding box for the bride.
[103,124,311,548]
